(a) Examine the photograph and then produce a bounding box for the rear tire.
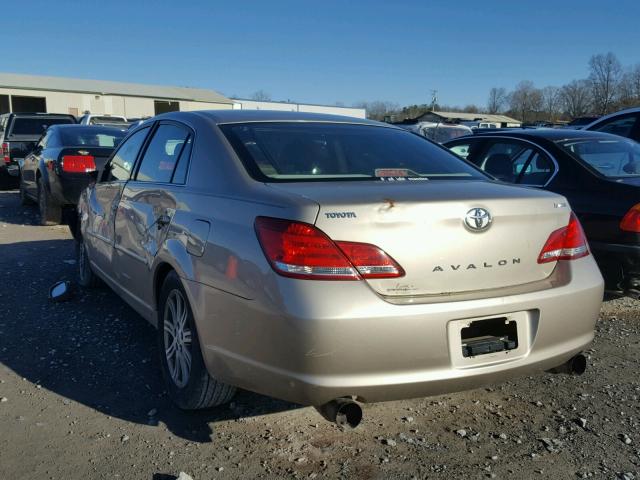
[65,207,81,241]
[76,237,101,288]
[158,271,236,410]
[37,177,61,225]
[19,176,35,205]
[0,171,10,191]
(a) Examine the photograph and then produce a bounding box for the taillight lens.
[2,142,9,164]
[538,212,589,263]
[254,217,404,280]
[620,204,640,233]
[335,241,405,278]
[62,155,96,173]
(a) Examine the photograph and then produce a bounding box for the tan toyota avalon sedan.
[76,110,603,427]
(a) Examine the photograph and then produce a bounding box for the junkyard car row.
[6,106,640,431]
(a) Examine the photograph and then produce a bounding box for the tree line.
[358,52,640,123]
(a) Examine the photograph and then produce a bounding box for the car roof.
[453,127,630,143]
[8,112,75,117]
[583,107,640,129]
[154,109,387,127]
[49,124,125,130]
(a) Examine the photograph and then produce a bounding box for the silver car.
[76,110,603,427]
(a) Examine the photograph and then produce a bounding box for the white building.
[0,73,367,120]
[0,73,234,118]
[232,98,366,118]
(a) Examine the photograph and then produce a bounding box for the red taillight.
[620,204,640,233]
[254,217,404,280]
[2,142,9,164]
[61,155,96,173]
[538,212,589,263]
[335,241,405,278]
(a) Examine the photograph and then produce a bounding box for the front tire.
[37,177,61,225]
[76,237,101,288]
[158,271,236,410]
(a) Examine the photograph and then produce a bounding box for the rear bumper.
[590,241,640,292]
[185,256,603,406]
[0,162,19,177]
[49,174,96,206]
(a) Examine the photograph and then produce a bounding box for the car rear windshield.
[89,116,128,125]
[558,137,640,177]
[220,122,485,182]
[60,127,126,148]
[9,117,75,136]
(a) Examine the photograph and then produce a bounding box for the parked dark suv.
[0,113,77,189]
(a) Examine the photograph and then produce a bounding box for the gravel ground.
[0,189,639,480]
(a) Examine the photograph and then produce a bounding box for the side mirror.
[49,281,73,302]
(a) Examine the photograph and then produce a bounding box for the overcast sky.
[4,0,640,108]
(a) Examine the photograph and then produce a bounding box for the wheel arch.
[35,164,50,193]
[154,262,176,312]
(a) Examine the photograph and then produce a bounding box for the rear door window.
[108,127,150,181]
[38,130,52,149]
[475,140,555,186]
[135,123,191,183]
[448,142,472,160]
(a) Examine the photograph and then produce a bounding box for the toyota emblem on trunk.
[464,208,492,232]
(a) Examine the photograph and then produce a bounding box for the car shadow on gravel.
[0,237,300,444]
[0,191,42,226]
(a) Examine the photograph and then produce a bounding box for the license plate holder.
[448,311,534,368]
[461,317,518,357]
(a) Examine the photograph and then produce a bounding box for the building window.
[154,100,180,115]
[0,95,9,114]
[11,95,47,113]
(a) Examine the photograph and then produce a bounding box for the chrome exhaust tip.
[315,398,363,428]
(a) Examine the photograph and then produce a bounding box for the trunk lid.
[58,147,114,178]
[270,180,570,296]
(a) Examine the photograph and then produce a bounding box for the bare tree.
[629,64,640,100]
[618,64,640,108]
[462,104,481,113]
[487,87,507,114]
[589,52,622,114]
[541,86,561,121]
[560,80,592,118]
[353,100,400,121]
[250,89,272,101]
[508,81,542,123]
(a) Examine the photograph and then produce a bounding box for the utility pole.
[430,90,438,111]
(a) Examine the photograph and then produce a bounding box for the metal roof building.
[395,110,521,128]
[0,73,234,119]
[0,73,367,120]
[232,98,366,119]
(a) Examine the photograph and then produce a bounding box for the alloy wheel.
[163,289,192,388]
